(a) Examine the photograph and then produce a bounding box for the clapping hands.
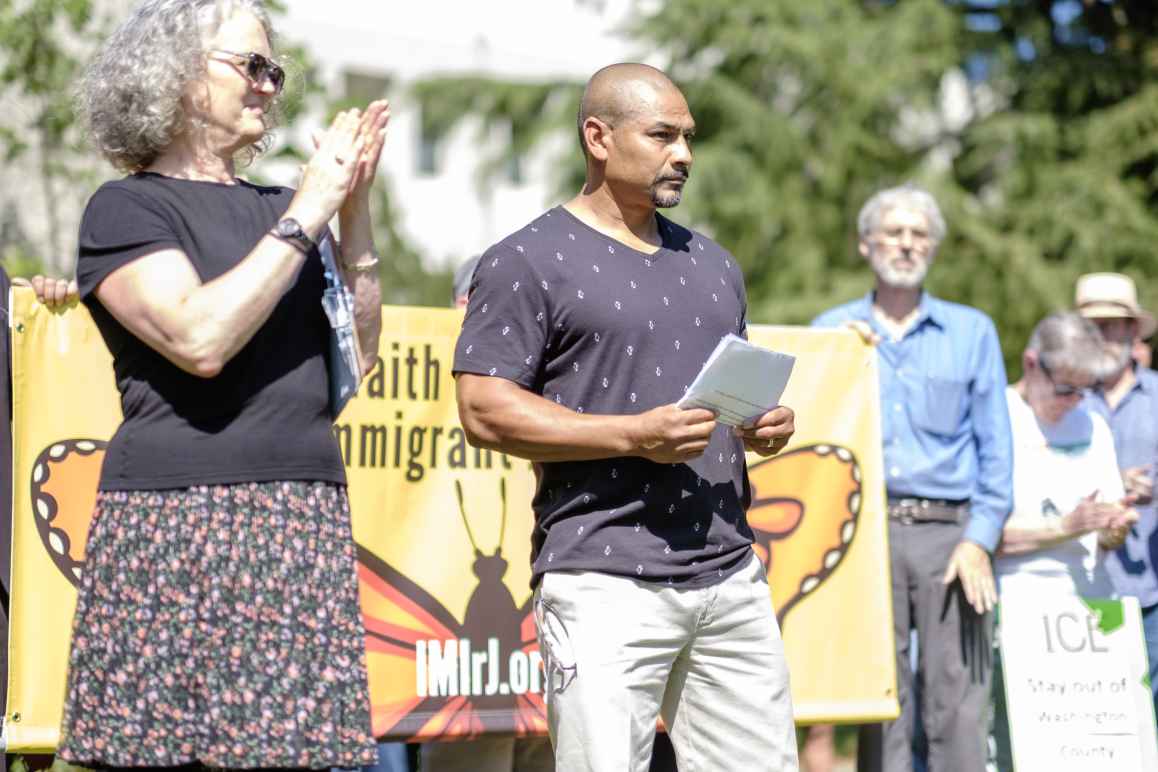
[296,100,391,226]
[344,100,390,208]
[1097,504,1138,551]
[1063,490,1138,551]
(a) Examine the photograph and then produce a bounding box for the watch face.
[277,218,304,239]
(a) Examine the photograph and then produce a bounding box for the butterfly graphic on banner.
[30,438,107,586]
[358,477,544,740]
[745,444,863,623]
[30,439,862,740]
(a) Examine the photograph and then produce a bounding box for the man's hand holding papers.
[676,333,797,457]
[734,406,796,457]
[630,404,719,464]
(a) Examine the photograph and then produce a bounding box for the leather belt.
[886,497,969,525]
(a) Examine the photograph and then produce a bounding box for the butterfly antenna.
[455,479,480,552]
[496,477,508,550]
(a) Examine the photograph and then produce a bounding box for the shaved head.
[575,62,694,209]
[577,63,682,157]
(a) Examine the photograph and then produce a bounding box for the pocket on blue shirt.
[913,375,968,436]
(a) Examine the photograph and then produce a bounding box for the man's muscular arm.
[456,373,716,464]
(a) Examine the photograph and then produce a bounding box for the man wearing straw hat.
[1077,271,1158,720]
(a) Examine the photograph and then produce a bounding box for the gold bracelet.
[341,254,380,273]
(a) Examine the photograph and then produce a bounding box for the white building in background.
[272,0,650,272]
[2,1,982,278]
[0,0,652,276]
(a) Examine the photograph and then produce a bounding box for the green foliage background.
[1,0,1156,367]
[412,0,1158,374]
[0,0,454,305]
[0,0,101,274]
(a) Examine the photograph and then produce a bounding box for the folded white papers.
[676,334,796,427]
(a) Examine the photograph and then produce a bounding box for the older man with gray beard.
[1076,271,1158,726]
[813,183,1013,772]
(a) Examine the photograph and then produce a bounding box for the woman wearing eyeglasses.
[987,311,1138,768]
[997,312,1137,587]
[58,1,385,768]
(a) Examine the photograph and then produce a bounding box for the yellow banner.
[6,290,894,750]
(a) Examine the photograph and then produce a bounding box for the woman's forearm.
[98,222,327,379]
[338,200,383,375]
[184,197,338,366]
[178,236,308,373]
[996,518,1079,556]
[346,268,382,375]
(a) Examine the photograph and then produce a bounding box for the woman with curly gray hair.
[57,1,388,768]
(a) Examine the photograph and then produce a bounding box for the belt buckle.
[893,497,919,525]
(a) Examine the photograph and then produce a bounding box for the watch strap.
[270,217,317,255]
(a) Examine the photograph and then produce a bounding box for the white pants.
[534,553,798,772]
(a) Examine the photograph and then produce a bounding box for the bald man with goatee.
[453,63,800,771]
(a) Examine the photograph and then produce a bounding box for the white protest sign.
[1000,594,1158,771]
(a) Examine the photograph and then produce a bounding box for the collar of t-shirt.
[1011,387,1094,453]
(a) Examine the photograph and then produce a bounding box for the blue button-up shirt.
[812,292,1013,551]
[1084,366,1158,607]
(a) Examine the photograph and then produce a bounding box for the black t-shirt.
[453,206,755,587]
[76,173,345,490]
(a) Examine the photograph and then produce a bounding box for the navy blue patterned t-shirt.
[453,206,756,587]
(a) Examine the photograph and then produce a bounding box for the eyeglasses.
[1038,359,1095,398]
[207,49,285,94]
[873,227,933,249]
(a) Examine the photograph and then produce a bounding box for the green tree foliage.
[411,0,1158,370]
[0,0,91,158]
[631,0,963,324]
[0,0,448,304]
[950,0,1158,372]
[0,0,102,273]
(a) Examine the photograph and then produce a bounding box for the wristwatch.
[270,217,317,255]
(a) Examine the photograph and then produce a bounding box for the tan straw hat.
[1075,272,1157,339]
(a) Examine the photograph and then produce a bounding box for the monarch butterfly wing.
[357,544,475,739]
[747,499,804,570]
[30,439,107,586]
[747,444,862,625]
[513,594,548,736]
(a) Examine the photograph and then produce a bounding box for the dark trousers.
[857,520,992,772]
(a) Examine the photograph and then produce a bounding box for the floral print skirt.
[57,481,378,769]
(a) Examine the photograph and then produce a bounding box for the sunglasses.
[208,49,285,93]
[1038,359,1095,398]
